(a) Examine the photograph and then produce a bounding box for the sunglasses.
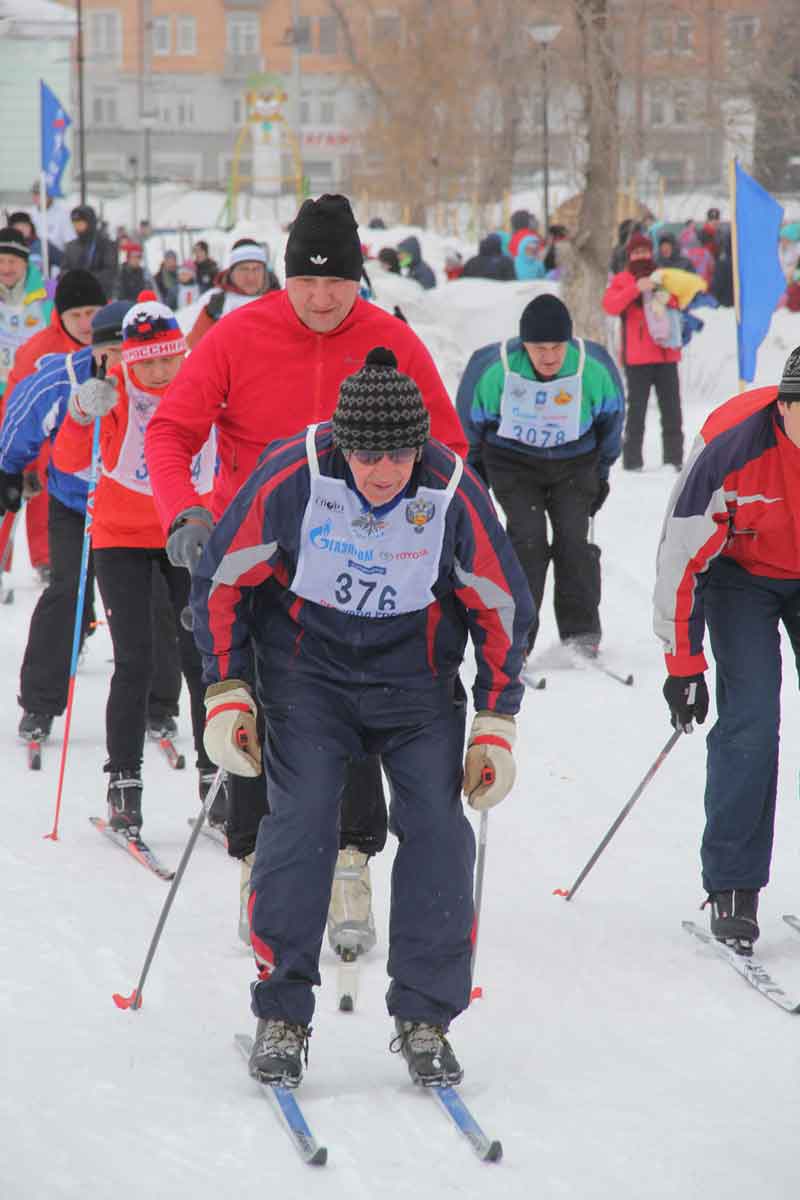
[349,448,418,466]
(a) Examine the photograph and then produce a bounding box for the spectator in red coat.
[602,232,684,471]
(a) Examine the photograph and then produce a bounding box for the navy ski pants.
[248,675,475,1028]
[701,558,800,891]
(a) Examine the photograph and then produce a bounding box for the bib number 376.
[335,572,397,613]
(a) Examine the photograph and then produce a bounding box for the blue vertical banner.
[40,80,72,197]
[733,161,786,383]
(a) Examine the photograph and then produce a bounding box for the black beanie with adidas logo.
[284,194,363,281]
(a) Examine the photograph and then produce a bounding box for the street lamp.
[528,23,561,231]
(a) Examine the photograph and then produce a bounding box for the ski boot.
[391,1019,463,1087]
[564,634,600,661]
[107,770,143,833]
[146,713,178,739]
[327,845,376,957]
[18,711,53,741]
[248,1018,310,1088]
[707,889,760,956]
[198,768,227,830]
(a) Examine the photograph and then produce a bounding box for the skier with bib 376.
[191,347,533,1088]
[456,293,624,657]
[51,293,216,831]
[655,347,800,955]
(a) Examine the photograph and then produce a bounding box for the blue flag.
[734,161,785,383]
[40,80,72,198]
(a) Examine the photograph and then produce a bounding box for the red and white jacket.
[53,362,215,549]
[602,270,682,366]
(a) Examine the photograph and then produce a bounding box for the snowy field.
[4,276,800,1199]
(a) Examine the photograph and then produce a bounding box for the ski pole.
[44,403,103,842]
[113,767,227,1010]
[558,728,683,902]
[470,809,490,1000]
[0,508,19,570]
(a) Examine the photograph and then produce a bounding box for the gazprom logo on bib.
[309,520,374,562]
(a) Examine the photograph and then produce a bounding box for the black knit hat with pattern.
[332,347,430,452]
[285,194,363,281]
[778,346,800,403]
[0,227,30,262]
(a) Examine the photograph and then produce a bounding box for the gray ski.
[683,920,800,1013]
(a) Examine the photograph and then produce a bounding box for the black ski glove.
[589,480,610,517]
[663,673,709,731]
[0,470,24,514]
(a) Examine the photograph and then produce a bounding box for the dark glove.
[166,506,214,570]
[0,470,24,514]
[589,479,610,517]
[663,673,709,732]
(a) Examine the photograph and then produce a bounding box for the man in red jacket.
[602,232,683,472]
[145,194,467,950]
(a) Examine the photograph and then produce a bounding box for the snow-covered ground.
[4,278,800,1199]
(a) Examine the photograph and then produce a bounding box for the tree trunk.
[561,0,619,344]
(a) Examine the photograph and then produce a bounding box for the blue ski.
[432,1085,502,1162]
[234,1034,327,1166]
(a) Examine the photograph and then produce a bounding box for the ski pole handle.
[481,765,495,787]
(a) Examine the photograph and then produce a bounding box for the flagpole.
[76,0,87,205]
[728,156,744,392]
[38,82,50,280]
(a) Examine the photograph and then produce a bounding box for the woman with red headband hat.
[52,292,217,832]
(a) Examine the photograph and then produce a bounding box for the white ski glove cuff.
[462,711,516,811]
[68,375,119,425]
[203,679,261,777]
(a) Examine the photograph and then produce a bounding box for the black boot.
[107,770,143,833]
[390,1018,463,1087]
[18,711,53,741]
[248,1019,310,1088]
[708,889,760,954]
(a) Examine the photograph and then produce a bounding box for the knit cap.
[626,232,653,259]
[777,346,800,402]
[55,269,107,314]
[285,195,363,281]
[519,294,573,343]
[121,291,187,363]
[227,239,267,270]
[332,347,430,452]
[0,227,29,262]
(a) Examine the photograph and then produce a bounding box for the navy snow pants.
[701,558,800,892]
[249,675,475,1028]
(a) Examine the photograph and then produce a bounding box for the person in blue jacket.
[0,302,181,745]
[191,347,533,1089]
[456,293,624,655]
[396,235,436,289]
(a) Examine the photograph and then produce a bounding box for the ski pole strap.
[205,701,252,725]
[470,734,512,753]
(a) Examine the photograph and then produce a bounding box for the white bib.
[496,339,585,449]
[290,426,462,619]
[0,297,49,386]
[106,364,216,495]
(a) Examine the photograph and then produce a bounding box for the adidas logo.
[310,254,328,265]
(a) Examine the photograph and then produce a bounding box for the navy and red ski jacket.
[191,423,535,715]
[655,387,800,675]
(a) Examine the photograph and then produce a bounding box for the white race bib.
[0,298,49,385]
[290,425,462,619]
[496,339,585,449]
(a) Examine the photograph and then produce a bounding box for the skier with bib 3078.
[191,348,533,1089]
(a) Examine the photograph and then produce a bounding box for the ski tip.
[175,754,186,770]
[484,1139,503,1163]
[624,674,635,686]
[308,1146,328,1166]
[112,988,142,1011]
[535,677,546,690]
[339,994,354,1013]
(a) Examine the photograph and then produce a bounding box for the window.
[319,98,336,125]
[300,98,311,124]
[91,92,118,127]
[293,15,311,54]
[176,16,197,56]
[675,18,692,54]
[227,13,260,56]
[176,100,195,127]
[648,19,669,54]
[648,90,666,128]
[87,9,122,63]
[653,158,687,185]
[233,95,245,125]
[319,15,338,55]
[372,10,402,45]
[728,16,759,49]
[673,91,689,126]
[152,15,170,56]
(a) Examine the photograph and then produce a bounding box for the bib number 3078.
[335,572,397,613]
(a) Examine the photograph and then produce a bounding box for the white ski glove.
[203,679,261,777]
[68,374,120,425]
[462,711,516,811]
